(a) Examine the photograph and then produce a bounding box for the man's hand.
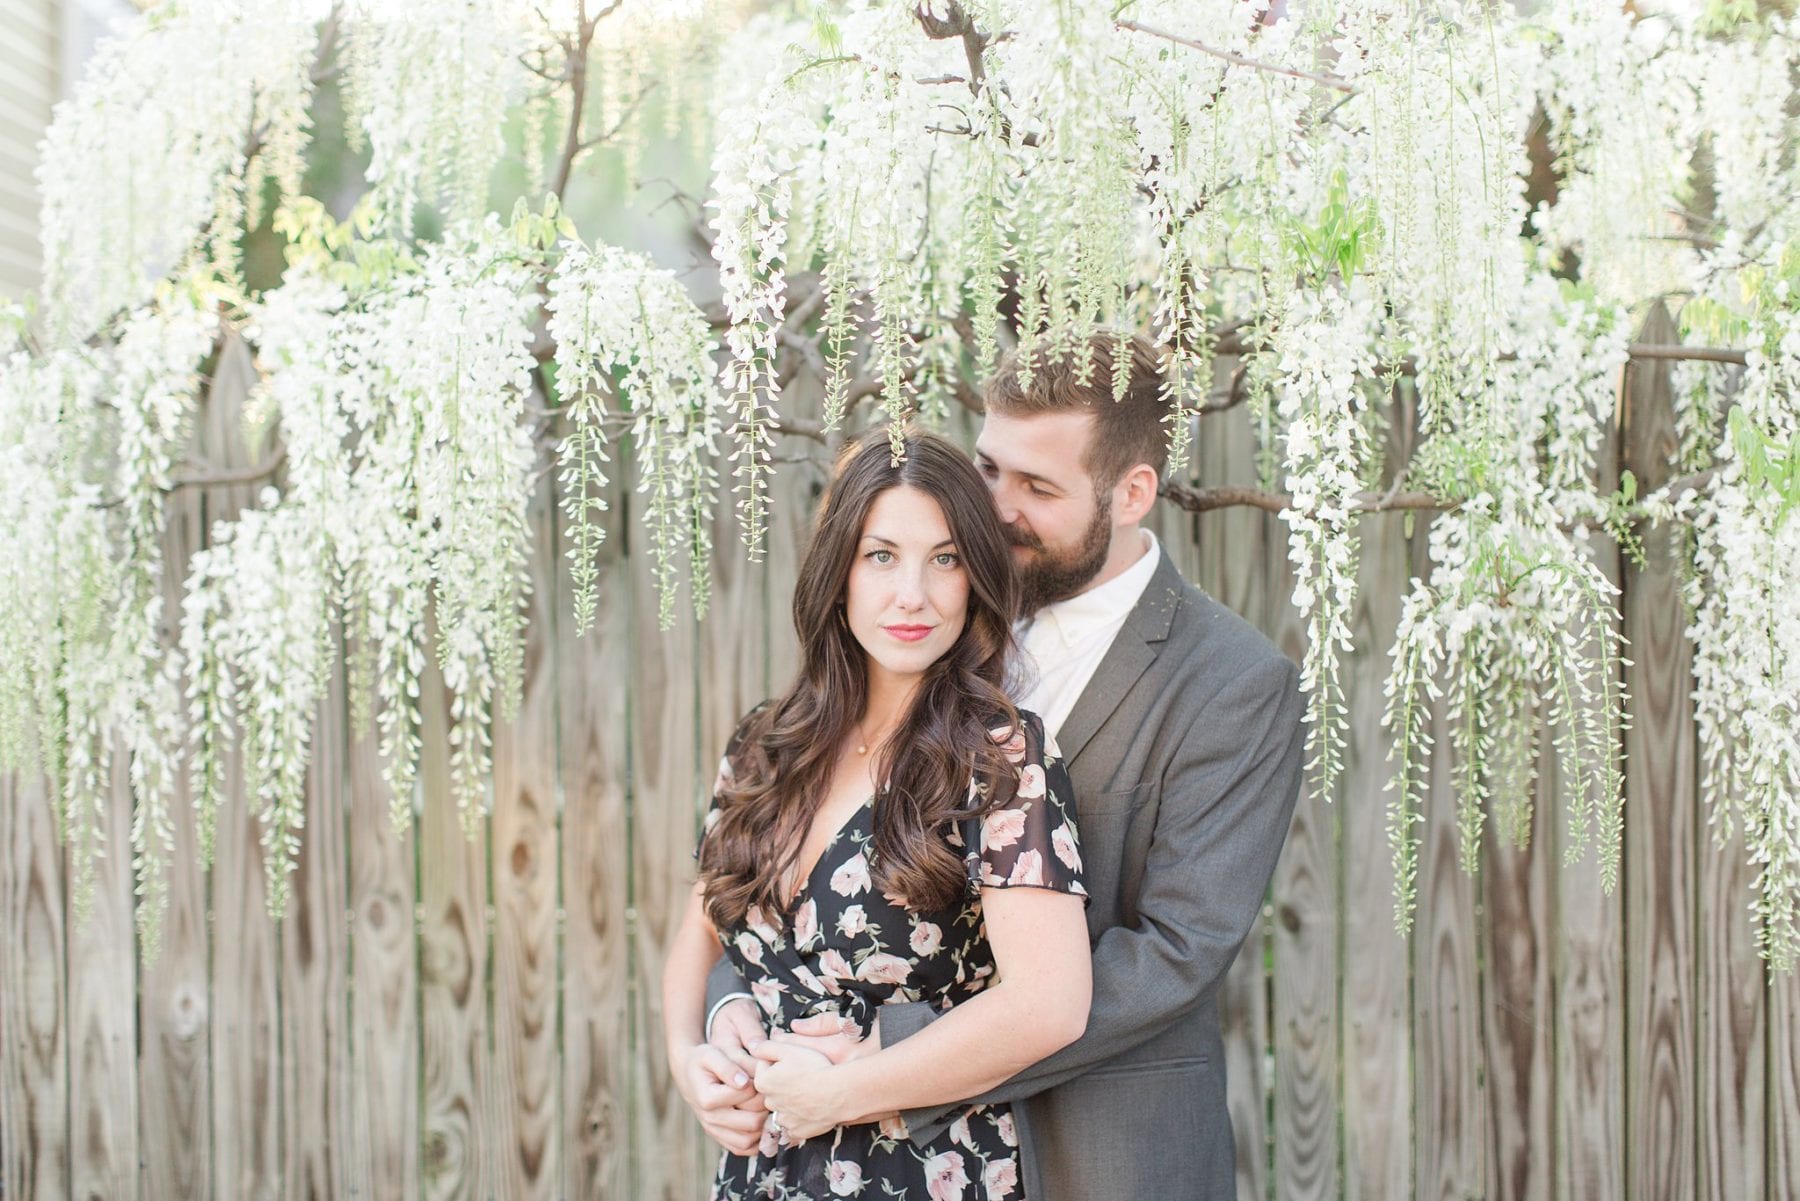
[709,996,768,1077]
[672,1042,767,1157]
[771,1011,881,1065]
[751,1040,841,1141]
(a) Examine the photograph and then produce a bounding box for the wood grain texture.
[67,752,139,1201]
[1696,802,1765,1201]
[1192,398,1271,1201]
[0,769,68,1201]
[205,334,282,1201]
[1555,372,1626,1201]
[491,477,562,1201]
[1341,512,1412,1201]
[281,640,350,1201]
[1481,741,1555,1201]
[625,446,708,1201]
[555,442,631,1201]
[417,629,491,1201]
[1622,321,1697,1201]
[1267,511,1340,1201]
[1413,695,1484,1201]
[138,402,214,1201]
[1774,967,1800,1201]
[346,681,420,1201]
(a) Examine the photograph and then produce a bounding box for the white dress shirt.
[1013,529,1161,742]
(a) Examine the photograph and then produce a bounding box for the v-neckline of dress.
[787,793,873,906]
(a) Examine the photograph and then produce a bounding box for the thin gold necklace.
[853,717,894,756]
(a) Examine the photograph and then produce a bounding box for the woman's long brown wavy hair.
[698,429,1022,928]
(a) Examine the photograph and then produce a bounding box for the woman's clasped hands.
[750,1039,839,1142]
[672,1040,766,1156]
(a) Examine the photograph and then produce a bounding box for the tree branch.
[1159,482,1455,516]
[576,81,657,153]
[549,0,623,203]
[915,1,990,97]
[164,443,289,495]
[1626,342,1746,366]
[1116,19,1358,95]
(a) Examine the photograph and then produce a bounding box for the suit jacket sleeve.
[887,652,1305,1143]
[704,955,753,1030]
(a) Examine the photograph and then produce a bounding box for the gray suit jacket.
[888,550,1304,1201]
[709,551,1304,1201]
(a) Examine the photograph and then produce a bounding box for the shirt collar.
[1028,529,1161,648]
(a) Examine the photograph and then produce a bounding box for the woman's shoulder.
[728,699,775,749]
[983,707,1053,764]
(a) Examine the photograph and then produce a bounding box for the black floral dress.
[699,706,1086,1201]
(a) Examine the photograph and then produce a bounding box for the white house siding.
[0,0,56,300]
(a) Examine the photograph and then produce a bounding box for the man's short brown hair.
[983,330,1173,488]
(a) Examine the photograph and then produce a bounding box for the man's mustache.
[1004,525,1042,552]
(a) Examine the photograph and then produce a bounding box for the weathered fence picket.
[3,338,1796,1201]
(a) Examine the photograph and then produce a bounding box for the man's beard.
[1007,493,1113,616]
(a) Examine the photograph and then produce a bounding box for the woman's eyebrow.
[861,534,958,549]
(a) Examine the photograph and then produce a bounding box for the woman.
[663,430,1091,1200]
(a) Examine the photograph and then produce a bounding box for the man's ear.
[1114,463,1159,526]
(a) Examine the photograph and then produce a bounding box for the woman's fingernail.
[734,1072,748,1087]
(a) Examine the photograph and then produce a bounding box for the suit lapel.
[1052,550,1184,767]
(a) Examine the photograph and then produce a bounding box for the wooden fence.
[3,322,1797,1201]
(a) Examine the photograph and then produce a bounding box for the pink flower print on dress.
[733,931,765,967]
[910,920,943,956]
[989,725,1028,764]
[983,1157,1019,1198]
[826,1159,865,1196]
[923,1150,970,1201]
[1015,763,1046,801]
[746,905,782,944]
[792,898,820,948]
[996,1111,1018,1147]
[982,808,1027,853]
[857,952,912,985]
[1052,823,1082,872]
[836,904,868,937]
[750,978,787,1014]
[1006,849,1045,886]
[948,1113,973,1148]
[830,852,872,897]
[816,948,852,994]
[878,1114,910,1141]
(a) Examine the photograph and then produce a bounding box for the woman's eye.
[867,549,893,563]
[934,552,960,568]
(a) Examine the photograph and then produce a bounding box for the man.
[688,330,1306,1201]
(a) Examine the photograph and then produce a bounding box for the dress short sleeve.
[695,700,771,860]
[973,711,1087,900]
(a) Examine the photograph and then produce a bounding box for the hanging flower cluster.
[340,0,531,234]
[0,292,216,956]
[6,0,1800,964]
[1273,286,1376,797]
[1685,254,1800,967]
[35,0,321,337]
[549,242,726,632]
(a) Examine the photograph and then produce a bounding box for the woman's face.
[844,485,971,688]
